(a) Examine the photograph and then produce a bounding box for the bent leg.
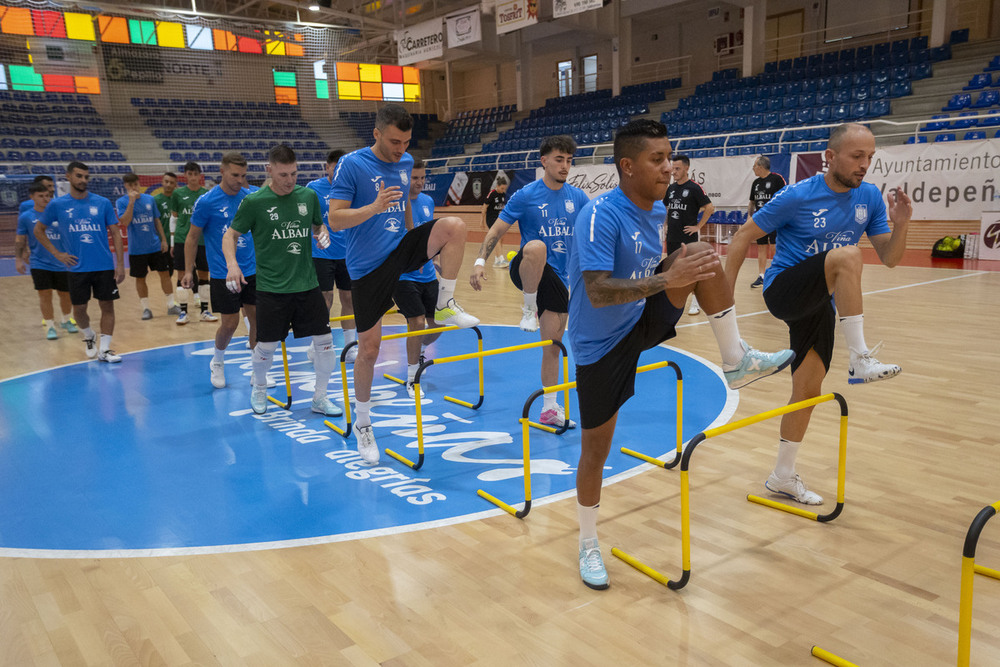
[425,216,467,280]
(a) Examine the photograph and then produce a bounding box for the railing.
[435,87,519,122]
[628,55,691,88]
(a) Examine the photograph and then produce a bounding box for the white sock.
[840,314,868,356]
[543,391,557,411]
[140,297,149,311]
[577,502,599,546]
[82,327,95,339]
[523,291,538,311]
[198,284,211,311]
[166,294,175,308]
[252,341,277,386]
[312,333,335,400]
[44,319,55,330]
[99,334,111,353]
[355,400,372,428]
[243,315,250,332]
[213,347,225,363]
[407,363,419,382]
[708,307,745,367]
[436,277,457,309]
[176,286,188,303]
[344,327,357,345]
[60,312,71,323]
[774,438,801,479]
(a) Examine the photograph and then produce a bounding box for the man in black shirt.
[664,154,714,314]
[747,155,787,288]
[484,176,510,266]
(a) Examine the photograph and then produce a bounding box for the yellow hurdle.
[478,360,680,520]
[612,392,849,591]
[616,361,682,469]
[810,646,859,667]
[329,308,398,323]
[958,500,1000,667]
[265,340,293,410]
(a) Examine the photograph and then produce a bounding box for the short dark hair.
[221,151,247,168]
[269,144,296,165]
[122,172,139,185]
[32,174,54,184]
[183,161,201,174]
[163,171,177,179]
[412,158,425,170]
[540,135,577,157]
[671,154,690,166]
[375,104,413,132]
[495,176,508,186]
[754,155,771,170]
[29,181,49,194]
[327,149,347,165]
[612,120,669,176]
[66,161,89,174]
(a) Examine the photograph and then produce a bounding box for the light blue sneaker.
[310,396,343,417]
[251,384,268,415]
[579,538,609,590]
[723,340,794,390]
[62,319,78,333]
[46,325,58,340]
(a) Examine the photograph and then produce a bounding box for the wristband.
[474,258,486,267]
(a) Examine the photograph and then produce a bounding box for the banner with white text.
[446,6,482,48]
[396,18,444,66]
[494,0,539,35]
[553,0,603,19]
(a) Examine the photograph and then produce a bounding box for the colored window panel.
[32,10,66,38]
[64,13,95,41]
[43,74,75,92]
[294,33,303,42]
[156,21,185,48]
[403,67,420,84]
[382,82,404,101]
[361,81,382,100]
[274,87,297,105]
[336,62,358,80]
[313,60,327,80]
[382,65,403,84]
[266,40,285,55]
[403,83,420,101]
[1,7,33,35]
[98,16,130,44]
[74,76,100,94]
[0,66,8,91]
[128,19,157,45]
[186,25,212,50]
[338,80,361,100]
[286,43,304,57]
[237,36,261,53]
[315,80,329,99]
[213,29,236,50]
[273,70,296,87]
[9,65,43,90]
[359,63,381,82]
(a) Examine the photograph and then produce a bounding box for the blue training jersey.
[17,208,65,272]
[115,193,162,256]
[498,178,590,286]
[190,185,256,278]
[568,187,666,367]
[19,199,34,215]
[753,174,890,290]
[306,176,347,261]
[329,147,413,279]
[399,192,437,283]
[42,193,118,273]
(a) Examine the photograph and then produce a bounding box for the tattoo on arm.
[479,234,499,258]
[583,270,668,307]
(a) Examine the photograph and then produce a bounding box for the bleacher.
[339,111,435,145]
[431,105,514,158]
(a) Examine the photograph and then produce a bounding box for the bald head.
[828,123,873,152]
[825,123,876,191]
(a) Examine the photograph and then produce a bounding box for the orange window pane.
[337,80,361,99]
[74,76,100,94]
[286,43,304,57]
[402,67,420,84]
[361,81,382,100]
[1,7,34,35]
[274,87,298,105]
[213,29,236,50]
[64,13,96,41]
[336,62,359,81]
[294,33,303,41]
[359,63,381,82]
[42,73,75,92]
[98,16,129,44]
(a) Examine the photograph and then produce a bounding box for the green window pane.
[128,19,157,45]
[273,70,296,87]
[315,80,329,99]
[9,65,44,91]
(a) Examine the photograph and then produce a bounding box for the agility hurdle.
[958,500,1000,667]
[323,325,482,439]
[477,360,680,519]
[613,392,848,590]
[810,646,859,667]
[265,341,293,410]
[385,339,570,471]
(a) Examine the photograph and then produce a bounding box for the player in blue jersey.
[183,152,259,389]
[306,149,357,364]
[34,161,126,363]
[394,159,445,398]
[328,104,479,464]
[725,123,911,506]
[14,181,77,339]
[18,175,55,216]
[470,135,590,428]
[567,121,794,590]
[116,173,171,321]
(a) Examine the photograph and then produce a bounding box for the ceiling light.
[308,3,321,10]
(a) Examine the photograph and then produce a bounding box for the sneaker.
[848,343,901,385]
[344,344,358,364]
[434,298,480,328]
[540,404,577,429]
[97,349,122,363]
[519,305,539,332]
[250,383,268,414]
[311,396,343,417]
[176,311,189,325]
[62,319,78,333]
[750,275,764,289]
[141,308,153,320]
[84,336,97,359]
[210,360,226,388]
[166,305,182,316]
[723,340,794,390]
[765,472,823,505]
[46,325,58,340]
[406,381,416,399]
[579,538,610,590]
[200,310,219,322]
[355,425,380,465]
[688,300,701,316]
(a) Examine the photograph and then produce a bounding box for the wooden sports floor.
[1,245,999,666]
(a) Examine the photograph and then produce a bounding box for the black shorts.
[256,287,331,343]
[129,251,170,278]
[665,238,699,255]
[30,268,69,292]
[756,231,777,245]
[485,213,501,229]
[351,221,438,332]
[508,250,569,315]
[211,274,257,315]
[393,279,438,320]
[575,260,682,430]
[314,257,352,292]
[173,244,208,274]
[68,269,120,305]
[763,251,835,373]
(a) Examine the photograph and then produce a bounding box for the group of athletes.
[14,105,911,590]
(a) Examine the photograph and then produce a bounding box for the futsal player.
[116,173,171,320]
[470,135,589,428]
[725,122,910,506]
[34,161,126,363]
[664,154,714,314]
[14,181,77,339]
[328,104,479,465]
[747,156,786,288]
[153,172,181,311]
[568,120,794,589]
[184,152,257,389]
[483,176,509,267]
[172,162,215,325]
[19,174,55,215]
[306,149,357,363]
[223,145,343,419]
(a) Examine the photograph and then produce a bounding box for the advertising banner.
[495,0,539,35]
[446,6,482,48]
[980,211,1000,261]
[395,17,444,66]
[553,0,603,19]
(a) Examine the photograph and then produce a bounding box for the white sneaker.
[310,396,343,417]
[723,340,795,390]
[765,472,823,505]
[540,404,577,429]
[579,537,610,590]
[200,310,219,322]
[176,311,189,325]
[519,305,539,332]
[97,349,122,363]
[355,425,380,464]
[210,360,226,388]
[434,298,480,328]
[344,344,358,364]
[250,383,268,414]
[848,342,900,385]
[406,381,416,399]
[688,299,700,316]
[84,336,97,358]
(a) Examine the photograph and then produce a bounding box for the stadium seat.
[965,73,991,90]
[943,94,972,111]
[905,135,928,144]
[934,133,956,142]
[963,131,987,140]
[972,90,999,108]
[890,80,912,97]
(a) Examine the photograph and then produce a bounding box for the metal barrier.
[958,500,1000,667]
[265,341,293,410]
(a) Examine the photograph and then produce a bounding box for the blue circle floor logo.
[0,326,733,557]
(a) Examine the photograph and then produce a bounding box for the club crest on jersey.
[423,206,431,217]
[298,203,308,216]
[765,182,772,189]
[80,233,94,244]
[854,204,868,224]
[89,206,98,216]
[565,199,575,213]
[400,171,409,186]
[385,217,402,233]
[287,242,302,255]
[551,239,568,254]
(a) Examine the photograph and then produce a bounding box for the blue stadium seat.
[980,110,1000,126]
[934,133,956,142]
[905,135,928,144]
[870,99,890,116]
[952,111,979,128]
[986,55,1000,72]
[890,80,912,97]
[943,94,972,111]
[832,104,849,121]
[964,131,987,140]
[965,73,991,90]
[950,28,969,44]
[972,89,999,108]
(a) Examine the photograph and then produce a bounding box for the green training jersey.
[171,186,209,245]
[230,185,322,293]
[153,192,172,227]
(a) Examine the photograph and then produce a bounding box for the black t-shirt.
[749,172,787,214]
[485,189,507,225]
[664,180,711,243]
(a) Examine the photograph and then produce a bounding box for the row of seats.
[1,102,97,115]
[923,109,1000,130]
[1,150,126,162]
[168,150,329,164]
[162,140,326,151]
[1,138,119,150]
[665,100,890,138]
[131,97,305,113]
[0,91,95,105]
[945,54,1000,110]
[908,130,1000,142]
[152,128,317,140]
